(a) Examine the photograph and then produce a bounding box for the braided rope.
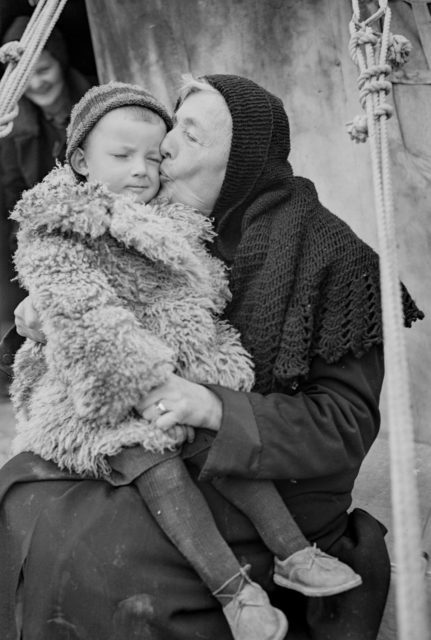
[0,0,68,138]
[349,3,429,638]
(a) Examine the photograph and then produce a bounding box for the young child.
[10,82,361,640]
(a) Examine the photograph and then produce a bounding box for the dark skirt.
[0,452,390,640]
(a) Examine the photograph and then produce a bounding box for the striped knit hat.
[66,81,172,164]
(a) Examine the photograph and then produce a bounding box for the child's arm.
[14,230,175,425]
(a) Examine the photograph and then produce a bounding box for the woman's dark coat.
[0,68,90,220]
[0,348,390,640]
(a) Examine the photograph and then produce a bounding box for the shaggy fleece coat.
[10,165,254,476]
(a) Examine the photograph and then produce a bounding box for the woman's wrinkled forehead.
[173,90,232,168]
[174,77,232,127]
[175,89,231,135]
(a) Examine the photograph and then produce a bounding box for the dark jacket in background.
[0,67,90,220]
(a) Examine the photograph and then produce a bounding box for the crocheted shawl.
[205,75,423,394]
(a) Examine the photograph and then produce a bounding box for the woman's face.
[159,90,232,214]
[24,50,66,108]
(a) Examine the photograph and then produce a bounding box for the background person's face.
[76,108,165,203]
[24,50,65,108]
[159,90,232,214]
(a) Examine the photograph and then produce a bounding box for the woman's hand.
[14,296,46,343]
[138,373,223,433]
[165,425,196,445]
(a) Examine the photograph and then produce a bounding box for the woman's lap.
[0,453,390,640]
[0,453,270,640]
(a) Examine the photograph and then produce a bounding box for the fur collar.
[11,164,214,278]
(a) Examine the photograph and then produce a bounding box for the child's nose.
[132,157,148,176]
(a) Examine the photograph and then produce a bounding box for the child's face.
[78,108,166,203]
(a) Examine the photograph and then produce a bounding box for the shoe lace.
[212,564,253,605]
[305,543,337,569]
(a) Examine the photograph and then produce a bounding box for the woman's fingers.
[138,373,222,431]
[186,426,196,443]
[152,410,179,432]
[159,424,195,445]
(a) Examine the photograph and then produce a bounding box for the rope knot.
[349,26,380,63]
[387,33,412,69]
[0,41,24,65]
[357,63,391,88]
[358,67,392,109]
[346,114,368,143]
[0,105,19,138]
[374,102,394,119]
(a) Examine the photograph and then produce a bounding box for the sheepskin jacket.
[9,165,254,477]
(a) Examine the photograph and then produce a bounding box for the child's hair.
[66,81,172,164]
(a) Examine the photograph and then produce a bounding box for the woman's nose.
[160,130,174,159]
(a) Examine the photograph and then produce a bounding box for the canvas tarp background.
[86,0,430,443]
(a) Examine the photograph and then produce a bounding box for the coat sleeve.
[0,326,24,379]
[0,137,27,219]
[14,231,175,425]
[199,345,384,481]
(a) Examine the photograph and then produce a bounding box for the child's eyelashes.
[110,153,161,163]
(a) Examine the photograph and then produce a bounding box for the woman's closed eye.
[182,127,199,143]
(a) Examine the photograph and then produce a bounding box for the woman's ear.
[70,148,89,177]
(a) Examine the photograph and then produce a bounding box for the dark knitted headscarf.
[203,74,423,394]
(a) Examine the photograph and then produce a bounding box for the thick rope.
[349,3,429,639]
[0,0,69,137]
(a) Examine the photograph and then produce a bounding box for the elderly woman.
[0,74,423,640]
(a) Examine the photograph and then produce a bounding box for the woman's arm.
[201,345,384,480]
[140,345,384,481]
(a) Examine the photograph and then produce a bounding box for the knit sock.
[188,448,308,558]
[134,456,244,600]
[211,476,308,559]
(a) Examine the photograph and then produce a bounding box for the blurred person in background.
[0,15,92,245]
[0,15,92,394]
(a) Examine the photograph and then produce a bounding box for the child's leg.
[188,448,307,558]
[212,476,308,558]
[135,454,242,594]
[134,454,288,640]
[188,449,362,597]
